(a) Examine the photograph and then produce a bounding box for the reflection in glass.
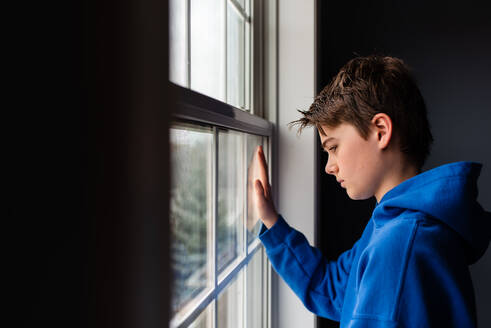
[191,0,225,101]
[170,124,213,314]
[189,301,214,328]
[247,249,263,328]
[217,271,244,328]
[227,3,245,108]
[218,130,245,272]
[246,135,268,243]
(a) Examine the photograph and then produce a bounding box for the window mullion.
[186,0,191,87]
[224,0,227,104]
[213,126,219,328]
[243,10,247,111]
[252,0,263,117]
[243,263,248,328]
[243,135,248,257]
[242,132,248,328]
[264,249,270,328]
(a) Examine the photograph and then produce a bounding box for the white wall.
[277,1,316,328]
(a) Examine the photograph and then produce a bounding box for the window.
[170,0,253,111]
[169,113,271,328]
[169,1,273,327]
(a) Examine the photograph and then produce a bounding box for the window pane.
[247,249,263,328]
[169,0,188,87]
[191,0,225,101]
[246,135,268,243]
[217,271,244,328]
[218,129,245,273]
[189,302,214,328]
[170,124,214,315]
[227,3,245,108]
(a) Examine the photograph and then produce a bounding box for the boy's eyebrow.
[322,137,337,148]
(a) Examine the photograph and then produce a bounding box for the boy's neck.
[375,160,419,203]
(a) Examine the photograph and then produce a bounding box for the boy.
[253,56,491,327]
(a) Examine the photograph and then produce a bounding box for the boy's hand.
[250,145,278,229]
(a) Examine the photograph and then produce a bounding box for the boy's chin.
[346,188,373,201]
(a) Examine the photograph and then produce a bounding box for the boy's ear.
[371,113,392,150]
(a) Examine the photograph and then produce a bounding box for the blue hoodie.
[259,161,491,327]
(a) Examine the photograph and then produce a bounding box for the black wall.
[9,0,172,327]
[315,1,491,327]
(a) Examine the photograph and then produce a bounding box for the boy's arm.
[259,215,359,320]
[252,145,357,319]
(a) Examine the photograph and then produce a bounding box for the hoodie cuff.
[258,214,291,248]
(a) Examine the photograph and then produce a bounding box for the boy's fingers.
[257,146,270,194]
[254,179,266,202]
[254,179,263,194]
[259,145,268,168]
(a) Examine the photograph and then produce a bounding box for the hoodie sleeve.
[259,215,359,321]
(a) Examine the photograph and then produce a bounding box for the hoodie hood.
[373,161,491,265]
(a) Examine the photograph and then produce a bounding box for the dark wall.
[315,1,491,327]
[8,0,172,327]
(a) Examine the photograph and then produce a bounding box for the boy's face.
[319,122,385,201]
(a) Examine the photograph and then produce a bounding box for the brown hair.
[290,55,433,170]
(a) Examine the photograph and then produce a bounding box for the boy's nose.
[325,160,338,175]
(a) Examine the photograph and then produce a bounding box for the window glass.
[246,250,263,328]
[217,271,245,328]
[191,0,225,101]
[170,0,252,111]
[227,3,245,108]
[170,124,214,315]
[218,129,246,273]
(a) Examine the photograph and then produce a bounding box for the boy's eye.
[321,146,337,153]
